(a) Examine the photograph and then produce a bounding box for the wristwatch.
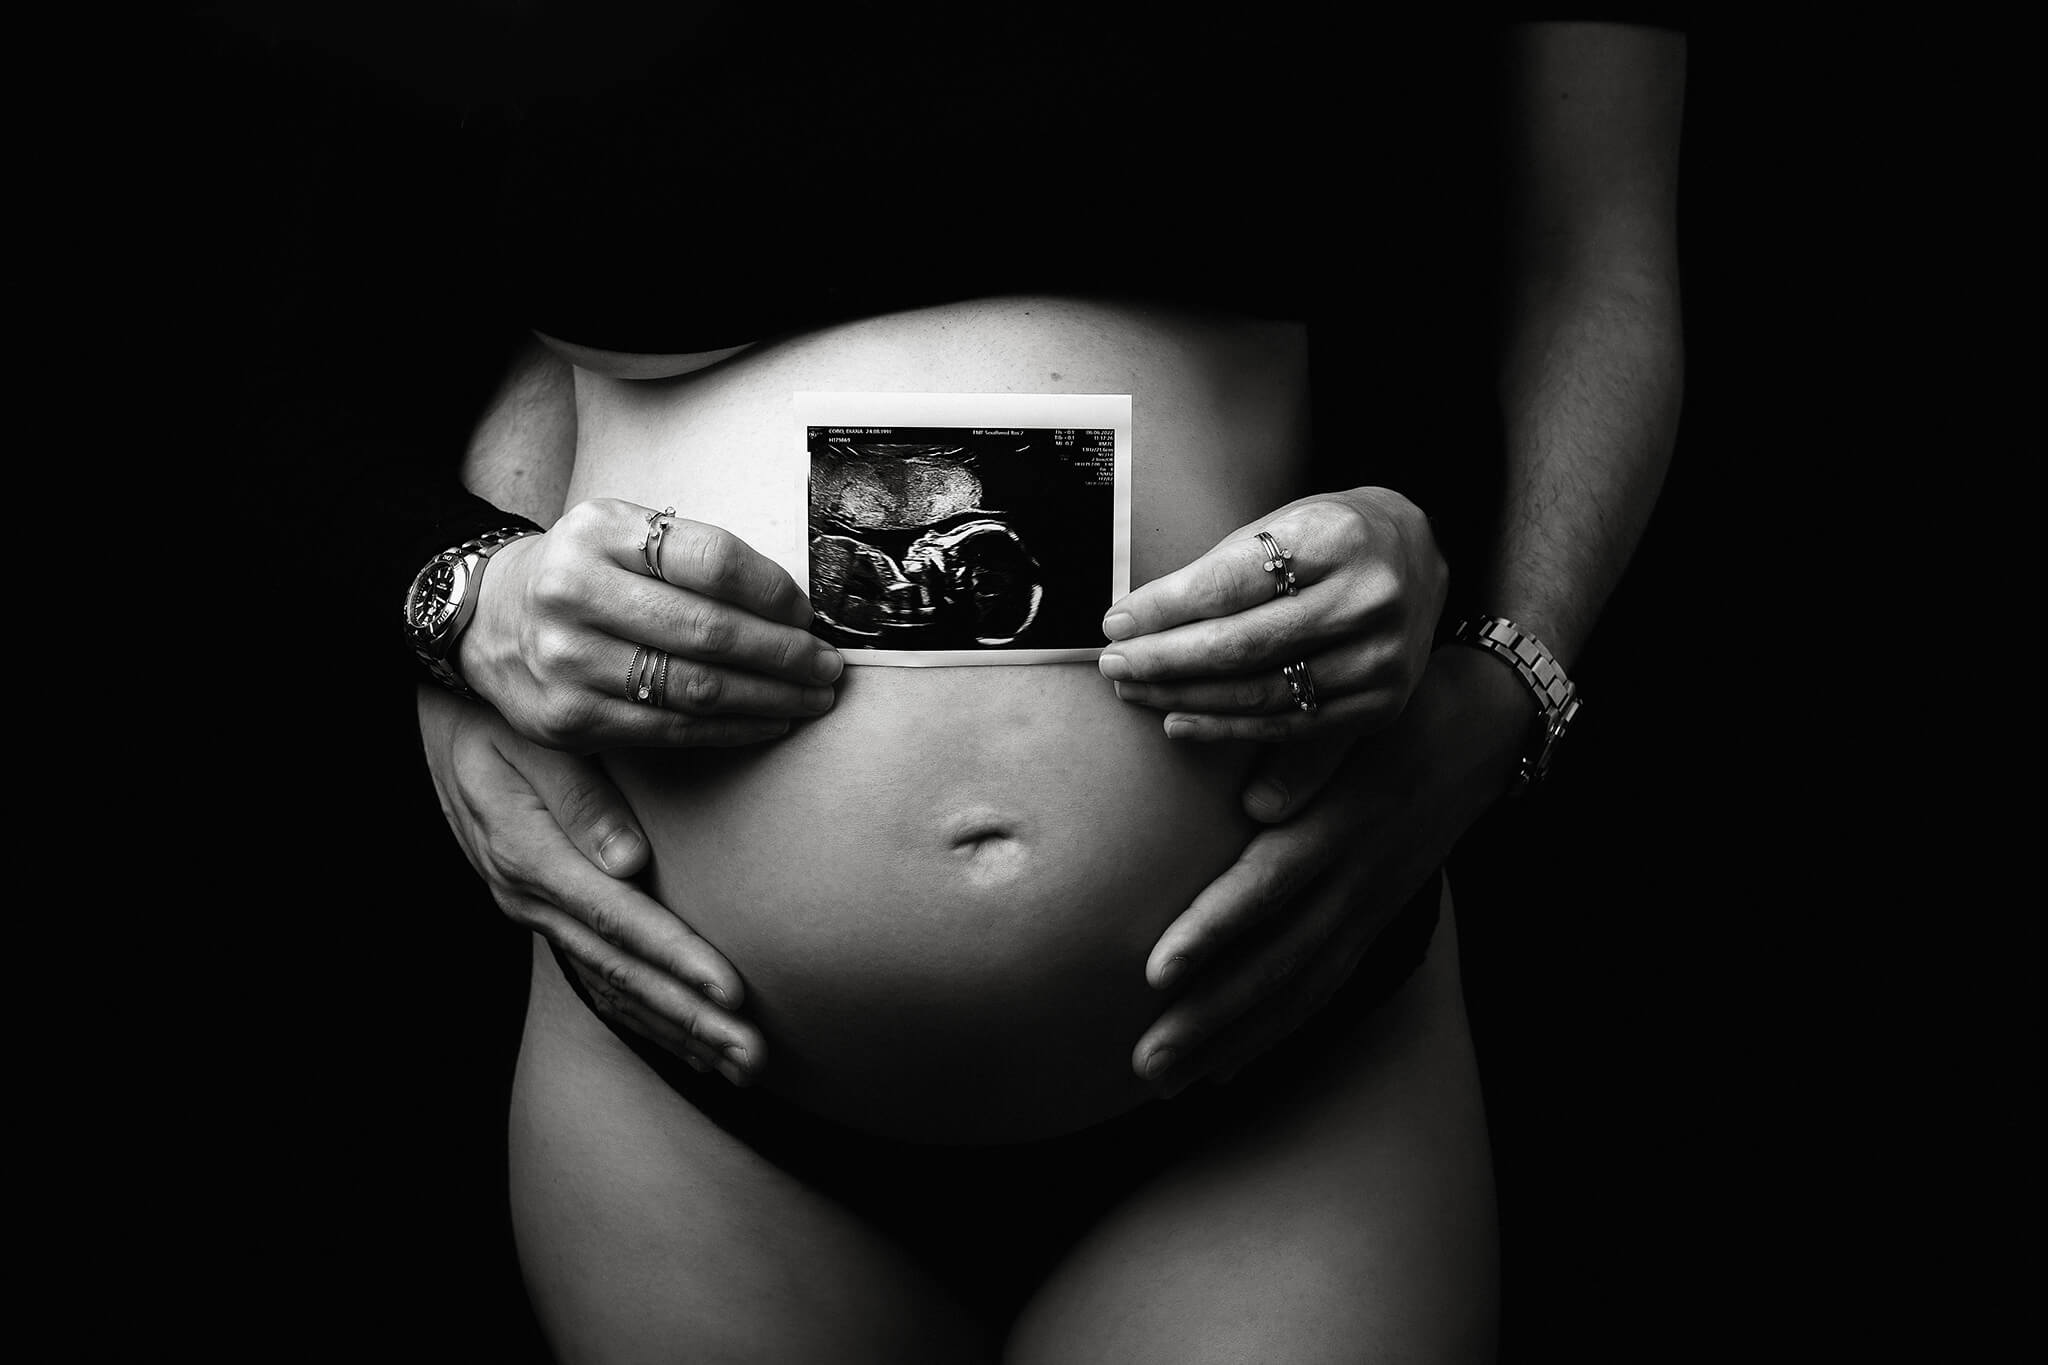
[402,527,542,698]
[1450,615,1582,797]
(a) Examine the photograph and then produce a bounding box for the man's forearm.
[1486,256,1683,667]
[1483,21,1687,670]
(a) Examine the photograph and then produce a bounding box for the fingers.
[541,908,765,1086]
[1238,737,1358,823]
[1102,527,1305,642]
[1142,820,1338,991]
[1107,642,1413,741]
[487,786,751,1014]
[581,498,814,630]
[1132,881,1357,1095]
[504,499,846,745]
[589,626,843,716]
[516,732,652,876]
[1097,493,1441,747]
[443,719,764,1082]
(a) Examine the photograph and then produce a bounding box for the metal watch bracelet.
[1450,615,1582,796]
[406,526,541,699]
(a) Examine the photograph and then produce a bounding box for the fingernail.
[1141,1046,1177,1079]
[1163,717,1194,739]
[704,982,731,1007]
[1245,779,1288,819]
[1098,652,1131,681]
[1102,611,1136,641]
[597,829,642,872]
[723,1044,750,1070]
[810,650,843,683]
[802,686,836,712]
[1155,954,1188,989]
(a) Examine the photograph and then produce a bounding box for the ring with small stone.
[1255,530,1297,597]
[1282,659,1319,714]
[641,506,679,583]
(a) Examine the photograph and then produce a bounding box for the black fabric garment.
[197,5,1534,669]
[199,7,1683,673]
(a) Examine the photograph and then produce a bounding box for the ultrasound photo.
[798,394,1132,664]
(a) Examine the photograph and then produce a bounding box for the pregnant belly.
[607,664,1257,1144]
[563,295,1311,1142]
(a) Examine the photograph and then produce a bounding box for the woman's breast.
[566,295,1312,1142]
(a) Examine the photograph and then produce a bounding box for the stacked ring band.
[626,645,672,706]
[1282,659,1319,714]
[1256,530,1297,597]
[641,506,679,582]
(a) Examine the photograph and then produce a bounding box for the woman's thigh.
[508,940,995,1365]
[1006,887,1500,1365]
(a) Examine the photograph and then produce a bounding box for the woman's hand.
[461,497,845,753]
[418,684,766,1085]
[1098,487,1446,742]
[1131,646,1530,1094]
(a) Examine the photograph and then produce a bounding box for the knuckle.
[598,952,639,1001]
[1240,855,1301,915]
[1309,499,1370,551]
[676,662,725,711]
[527,622,580,678]
[1194,555,1239,604]
[1354,559,1400,610]
[1230,676,1272,710]
[527,559,581,612]
[673,525,744,593]
[560,499,619,551]
[551,774,609,837]
[536,691,599,741]
[771,625,814,674]
[580,895,624,947]
[1212,627,1265,672]
[676,601,737,655]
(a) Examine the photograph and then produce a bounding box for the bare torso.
[548,295,1314,1142]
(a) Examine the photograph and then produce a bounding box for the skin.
[425,22,1684,1099]
[414,19,1683,1356]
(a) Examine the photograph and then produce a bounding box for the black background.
[160,9,1902,1361]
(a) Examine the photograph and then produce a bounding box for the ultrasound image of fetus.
[810,445,1044,648]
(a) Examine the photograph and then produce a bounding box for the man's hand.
[1131,646,1530,1094]
[418,684,765,1085]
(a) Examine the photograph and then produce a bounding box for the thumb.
[512,741,651,878]
[1240,735,1355,823]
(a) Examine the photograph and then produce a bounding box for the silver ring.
[631,647,670,705]
[641,506,679,583]
[626,645,648,700]
[652,650,671,709]
[1282,659,1319,714]
[1255,530,1296,597]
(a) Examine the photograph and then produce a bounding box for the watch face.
[406,557,471,638]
